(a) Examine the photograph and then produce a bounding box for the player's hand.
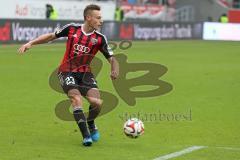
[18,42,32,54]
[110,70,119,80]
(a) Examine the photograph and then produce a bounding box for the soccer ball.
[123,118,144,138]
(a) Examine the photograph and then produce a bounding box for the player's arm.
[100,36,119,80]
[18,33,57,53]
[108,56,119,80]
[18,23,72,54]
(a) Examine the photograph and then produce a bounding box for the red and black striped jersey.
[55,23,113,72]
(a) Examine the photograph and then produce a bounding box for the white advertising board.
[0,0,115,20]
[203,22,240,41]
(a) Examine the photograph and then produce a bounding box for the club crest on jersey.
[91,38,98,45]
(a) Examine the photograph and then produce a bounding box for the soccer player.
[18,4,119,146]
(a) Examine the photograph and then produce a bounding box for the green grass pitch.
[0,41,240,160]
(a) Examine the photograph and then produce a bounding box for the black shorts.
[58,72,98,96]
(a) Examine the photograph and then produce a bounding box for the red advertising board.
[120,4,164,20]
[0,22,11,41]
[228,10,240,23]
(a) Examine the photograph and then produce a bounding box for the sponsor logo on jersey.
[73,44,90,54]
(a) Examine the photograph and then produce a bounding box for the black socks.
[87,105,100,131]
[73,108,90,138]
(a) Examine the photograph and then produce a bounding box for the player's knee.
[68,93,82,105]
[71,94,81,102]
[89,98,102,107]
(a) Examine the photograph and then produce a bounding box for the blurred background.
[1,1,240,160]
[1,0,240,43]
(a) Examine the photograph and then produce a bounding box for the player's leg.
[79,72,102,141]
[68,89,92,145]
[58,72,92,146]
[86,88,102,127]
[86,88,102,141]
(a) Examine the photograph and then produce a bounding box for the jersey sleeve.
[55,23,72,38]
[99,35,113,59]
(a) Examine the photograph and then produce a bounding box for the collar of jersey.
[81,25,95,36]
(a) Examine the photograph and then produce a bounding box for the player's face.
[88,10,103,30]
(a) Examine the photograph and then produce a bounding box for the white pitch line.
[215,147,240,151]
[153,146,206,160]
